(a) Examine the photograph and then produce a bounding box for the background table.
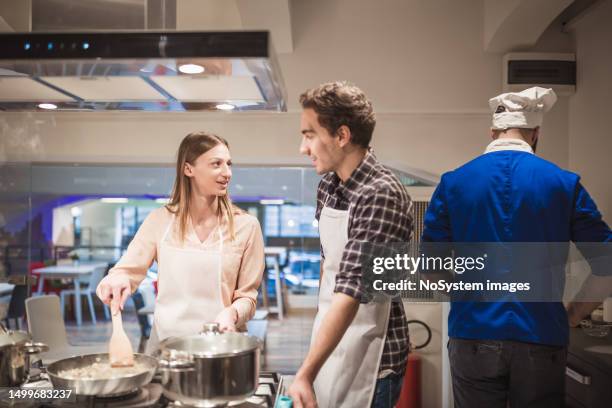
[33,262,108,326]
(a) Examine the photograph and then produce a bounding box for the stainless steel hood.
[0,30,287,112]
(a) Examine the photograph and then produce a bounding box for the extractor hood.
[0,31,287,112]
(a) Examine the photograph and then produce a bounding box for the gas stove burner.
[96,388,141,399]
[1,370,283,407]
[91,384,163,408]
[45,383,164,408]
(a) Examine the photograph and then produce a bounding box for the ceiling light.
[100,197,128,203]
[178,64,205,74]
[38,103,57,110]
[70,206,82,217]
[216,103,235,111]
[260,199,285,205]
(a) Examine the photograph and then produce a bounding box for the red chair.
[29,262,64,295]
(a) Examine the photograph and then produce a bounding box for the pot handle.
[157,358,196,372]
[23,342,49,355]
[201,322,220,334]
[157,350,196,372]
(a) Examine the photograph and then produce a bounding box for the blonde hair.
[166,131,240,241]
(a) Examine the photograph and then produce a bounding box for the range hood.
[0,31,287,112]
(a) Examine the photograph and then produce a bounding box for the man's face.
[299,108,341,174]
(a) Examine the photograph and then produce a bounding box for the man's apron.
[311,203,391,407]
[145,216,224,354]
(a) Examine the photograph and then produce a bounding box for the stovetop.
[0,371,284,408]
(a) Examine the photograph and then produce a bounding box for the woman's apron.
[311,202,391,407]
[145,215,225,354]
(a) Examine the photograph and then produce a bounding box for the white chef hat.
[489,87,557,130]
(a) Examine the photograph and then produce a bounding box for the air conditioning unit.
[503,53,576,96]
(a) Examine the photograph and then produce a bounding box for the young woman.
[96,132,265,353]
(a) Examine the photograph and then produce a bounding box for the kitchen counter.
[569,327,612,374]
[566,328,612,407]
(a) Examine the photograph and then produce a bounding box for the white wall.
[52,206,73,246]
[79,201,118,246]
[568,0,612,220]
[403,301,445,408]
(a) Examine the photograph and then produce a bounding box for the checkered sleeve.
[334,187,413,301]
[315,179,326,221]
[315,178,328,261]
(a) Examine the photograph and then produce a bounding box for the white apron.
[311,204,391,408]
[145,216,225,354]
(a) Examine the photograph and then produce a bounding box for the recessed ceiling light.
[38,103,57,110]
[216,103,235,111]
[178,64,205,74]
[100,197,128,203]
[260,199,285,205]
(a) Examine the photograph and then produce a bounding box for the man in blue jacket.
[422,87,611,407]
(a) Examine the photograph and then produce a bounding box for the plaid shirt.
[315,149,413,375]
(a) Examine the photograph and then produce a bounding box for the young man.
[288,82,413,408]
[423,87,612,407]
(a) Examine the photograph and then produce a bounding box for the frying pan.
[46,353,157,396]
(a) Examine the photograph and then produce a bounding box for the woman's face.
[184,143,232,196]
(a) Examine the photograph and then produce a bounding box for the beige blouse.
[109,206,265,327]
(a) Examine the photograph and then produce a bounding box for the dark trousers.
[448,338,566,408]
[371,373,404,408]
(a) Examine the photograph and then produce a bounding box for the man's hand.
[214,307,238,332]
[567,304,583,328]
[288,374,318,408]
[566,301,600,328]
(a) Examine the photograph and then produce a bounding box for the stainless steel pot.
[158,323,261,407]
[0,323,48,387]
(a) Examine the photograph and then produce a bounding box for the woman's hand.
[96,273,131,315]
[214,307,238,332]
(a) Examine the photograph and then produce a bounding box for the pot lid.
[159,323,260,358]
[0,328,30,348]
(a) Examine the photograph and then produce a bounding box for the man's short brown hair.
[299,81,376,148]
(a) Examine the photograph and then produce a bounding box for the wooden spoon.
[109,310,135,367]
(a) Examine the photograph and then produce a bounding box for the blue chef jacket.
[422,145,611,345]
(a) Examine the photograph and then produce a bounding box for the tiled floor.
[262,307,316,374]
[65,311,142,349]
[65,307,316,375]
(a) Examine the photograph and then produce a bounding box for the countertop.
[568,327,612,374]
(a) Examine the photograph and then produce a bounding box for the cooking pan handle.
[23,342,49,354]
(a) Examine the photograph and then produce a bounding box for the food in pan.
[57,358,149,380]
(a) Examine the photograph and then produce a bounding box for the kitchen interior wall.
[567,0,612,220]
